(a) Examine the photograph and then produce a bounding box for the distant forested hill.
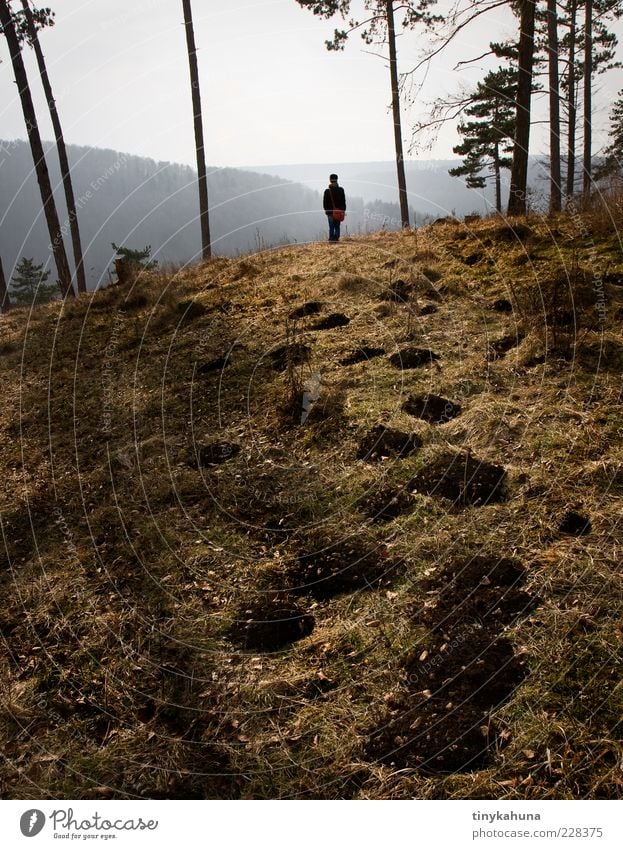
[0,141,369,291]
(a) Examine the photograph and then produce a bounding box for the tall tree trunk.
[493,142,502,214]
[386,0,410,228]
[0,256,11,314]
[582,0,593,202]
[508,0,536,216]
[566,0,577,198]
[0,1,74,298]
[182,0,211,260]
[547,0,562,212]
[20,0,86,293]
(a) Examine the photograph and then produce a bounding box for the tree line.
[2,0,623,315]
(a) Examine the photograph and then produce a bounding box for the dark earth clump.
[463,252,483,266]
[312,312,351,330]
[177,299,208,323]
[419,303,438,316]
[290,540,400,600]
[402,393,461,424]
[546,308,575,327]
[195,442,241,466]
[361,485,415,523]
[197,355,230,374]
[269,343,312,372]
[357,425,422,462]
[558,510,592,536]
[389,347,440,369]
[492,298,513,313]
[366,629,526,772]
[420,556,535,631]
[487,331,525,360]
[228,598,315,651]
[491,223,533,243]
[119,294,149,312]
[288,301,323,320]
[405,631,527,713]
[380,279,412,303]
[340,345,385,366]
[409,451,507,506]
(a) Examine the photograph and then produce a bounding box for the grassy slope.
[0,215,622,800]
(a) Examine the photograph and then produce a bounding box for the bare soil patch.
[288,301,323,320]
[228,598,315,651]
[402,393,461,424]
[340,345,385,366]
[389,347,440,369]
[361,485,415,523]
[289,539,401,600]
[409,451,507,506]
[269,343,312,372]
[357,425,423,462]
[558,510,592,536]
[195,442,241,466]
[311,312,351,330]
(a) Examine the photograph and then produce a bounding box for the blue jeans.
[327,214,341,242]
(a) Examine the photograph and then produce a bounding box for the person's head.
[329,173,338,185]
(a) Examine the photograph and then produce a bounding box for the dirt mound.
[197,355,230,374]
[288,301,323,320]
[487,332,525,361]
[195,442,241,466]
[490,223,533,243]
[177,299,208,323]
[402,393,461,424]
[357,425,422,462]
[367,629,526,772]
[492,298,513,313]
[419,303,438,316]
[558,510,592,536]
[290,540,400,599]
[389,347,440,369]
[361,485,415,523]
[269,343,312,372]
[421,556,534,630]
[228,598,315,651]
[367,698,497,773]
[340,345,385,366]
[409,451,507,506]
[312,312,351,330]
[380,279,412,303]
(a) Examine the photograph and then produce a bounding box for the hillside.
[0,141,364,288]
[0,214,622,800]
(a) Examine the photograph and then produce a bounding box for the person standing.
[323,174,346,242]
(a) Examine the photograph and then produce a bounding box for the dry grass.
[0,212,622,799]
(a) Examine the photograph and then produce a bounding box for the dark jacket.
[323,184,346,214]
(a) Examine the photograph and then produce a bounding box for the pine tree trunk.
[182,0,211,260]
[494,142,502,214]
[566,0,577,198]
[547,0,562,212]
[508,0,536,216]
[386,0,410,228]
[0,1,74,298]
[582,0,593,202]
[0,256,11,313]
[20,0,86,293]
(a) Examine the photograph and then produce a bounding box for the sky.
[0,0,622,171]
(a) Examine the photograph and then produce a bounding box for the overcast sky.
[1,0,622,170]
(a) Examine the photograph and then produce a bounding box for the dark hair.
[329,173,338,181]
